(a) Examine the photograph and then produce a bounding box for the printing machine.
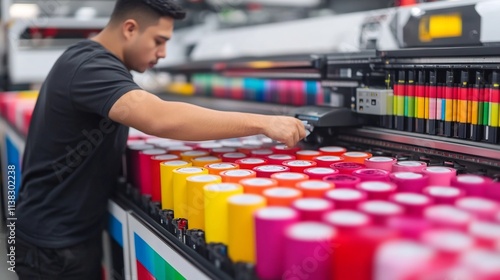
[127,1,500,278]
[120,49,500,279]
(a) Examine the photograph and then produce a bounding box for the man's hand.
[261,116,307,148]
[109,90,307,144]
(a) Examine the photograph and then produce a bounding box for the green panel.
[153,251,167,280]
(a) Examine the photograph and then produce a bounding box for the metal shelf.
[221,69,320,80]
[379,45,500,59]
[157,54,320,80]
[324,50,381,65]
[341,127,500,167]
[158,93,299,116]
[379,46,500,67]
[114,193,234,280]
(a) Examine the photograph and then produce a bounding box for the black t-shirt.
[16,40,141,248]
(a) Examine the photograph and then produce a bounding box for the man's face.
[124,17,174,73]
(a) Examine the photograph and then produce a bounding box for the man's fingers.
[286,133,296,148]
[266,116,307,148]
[291,134,298,148]
[298,121,307,140]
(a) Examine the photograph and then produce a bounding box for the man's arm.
[108,90,306,147]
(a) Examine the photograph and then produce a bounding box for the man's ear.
[122,19,139,41]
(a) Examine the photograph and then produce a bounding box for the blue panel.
[134,233,154,274]
[6,135,21,202]
[108,213,123,247]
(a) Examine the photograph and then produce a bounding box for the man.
[13,0,306,279]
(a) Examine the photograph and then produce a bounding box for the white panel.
[159,19,220,67]
[1,0,12,21]
[7,18,108,84]
[10,50,63,84]
[360,9,399,50]
[476,0,500,43]
[208,0,321,7]
[190,12,370,60]
[127,215,138,280]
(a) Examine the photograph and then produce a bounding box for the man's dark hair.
[110,0,186,26]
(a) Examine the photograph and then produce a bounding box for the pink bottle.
[282,222,336,280]
[254,207,299,280]
[292,198,334,221]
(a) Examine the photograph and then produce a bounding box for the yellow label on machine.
[419,13,462,42]
[453,98,458,122]
[445,99,453,121]
[459,100,468,123]
[467,100,472,124]
[424,95,429,119]
[471,101,479,125]
[386,94,393,115]
[417,97,425,118]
